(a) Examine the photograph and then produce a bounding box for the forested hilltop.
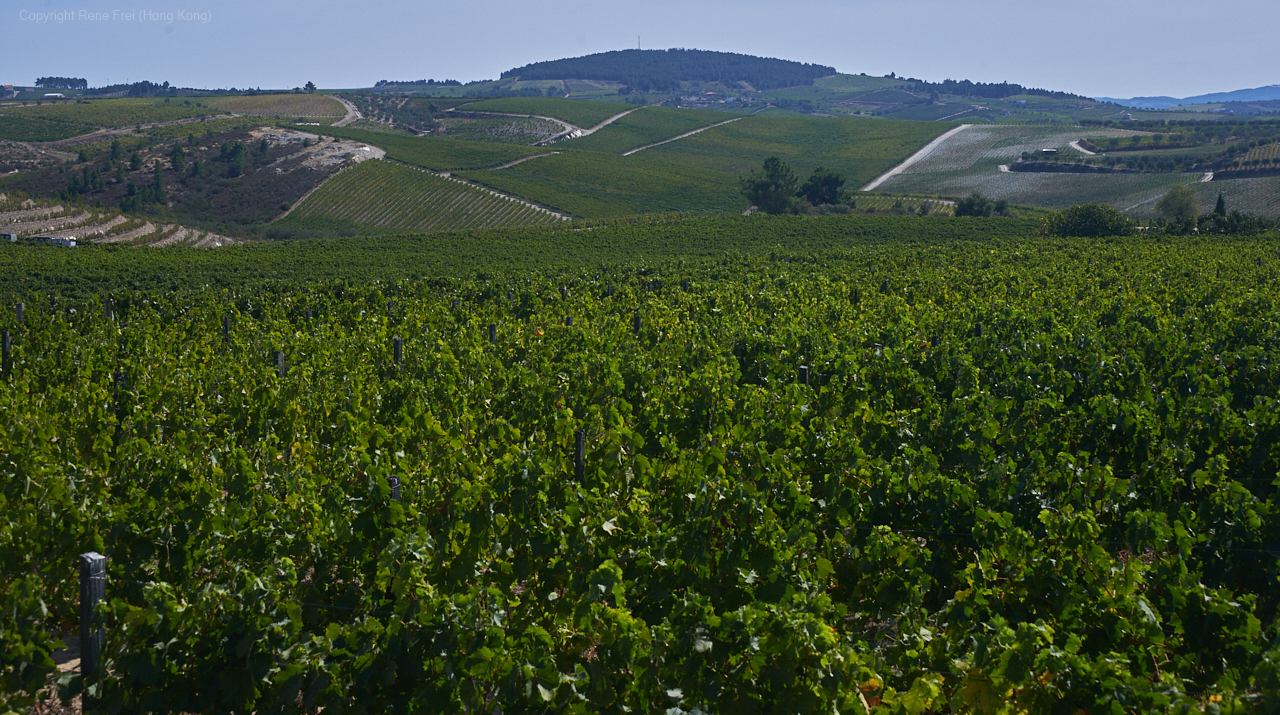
[501,49,837,92]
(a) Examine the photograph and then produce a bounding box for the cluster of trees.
[118,163,167,213]
[464,86,549,99]
[740,157,851,214]
[1037,187,1278,237]
[1150,186,1277,234]
[954,192,1012,217]
[35,77,88,90]
[350,96,440,132]
[503,49,836,92]
[906,78,1086,101]
[373,79,461,88]
[126,81,173,97]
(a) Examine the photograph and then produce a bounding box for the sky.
[7,0,1278,100]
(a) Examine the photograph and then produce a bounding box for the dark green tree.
[1214,193,1227,217]
[1041,203,1135,237]
[954,192,994,217]
[304,81,317,93]
[1155,184,1199,221]
[129,152,142,171]
[170,145,186,173]
[110,139,122,162]
[797,167,846,206]
[741,157,802,215]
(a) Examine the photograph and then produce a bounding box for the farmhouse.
[2,233,16,242]
[2,85,14,99]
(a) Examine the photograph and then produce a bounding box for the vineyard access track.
[861,124,973,192]
[621,116,745,156]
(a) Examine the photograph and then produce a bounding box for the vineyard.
[278,159,565,233]
[207,94,347,119]
[0,115,94,143]
[644,115,951,190]
[457,98,627,129]
[5,99,221,130]
[458,150,748,218]
[846,194,954,216]
[879,124,1142,180]
[1198,175,1280,217]
[2,221,1280,713]
[563,107,733,154]
[886,168,1199,213]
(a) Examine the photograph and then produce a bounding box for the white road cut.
[860,124,973,192]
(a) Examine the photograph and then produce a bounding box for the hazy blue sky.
[7,0,1278,99]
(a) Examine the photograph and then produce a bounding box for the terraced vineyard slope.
[278,159,565,233]
[0,195,237,247]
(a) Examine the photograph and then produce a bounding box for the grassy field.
[6,98,222,128]
[0,115,95,142]
[278,159,564,233]
[561,106,733,154]
[208,94,346,119]
[645,115,951,189]
[457,97,628,128]
[315,126,550,171]
[458,150,748,218]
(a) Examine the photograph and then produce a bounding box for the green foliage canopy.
[740,156,801,214]
[1041,203,1136,237]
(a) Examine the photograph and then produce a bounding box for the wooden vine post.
[574,429,586,482]
[79,552,106,706]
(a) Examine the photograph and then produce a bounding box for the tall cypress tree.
[1214,193,1227,217]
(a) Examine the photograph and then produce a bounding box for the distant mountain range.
[1096,85,1280,109]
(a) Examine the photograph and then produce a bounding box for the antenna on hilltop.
[638,36,641,50]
